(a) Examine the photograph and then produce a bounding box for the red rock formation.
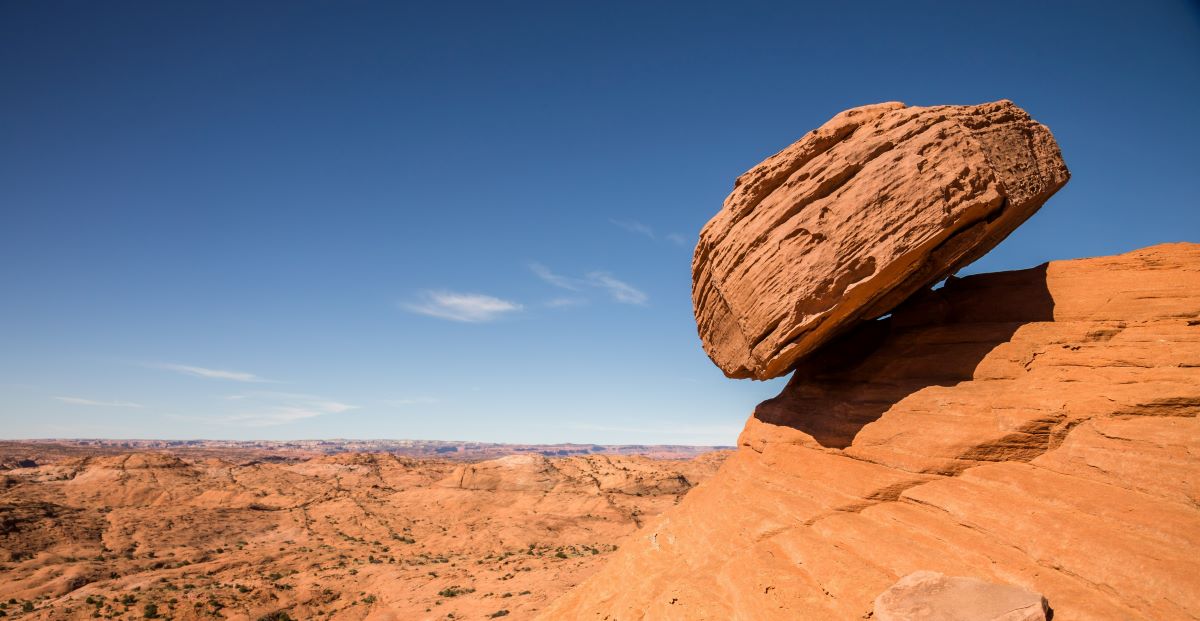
[541,243,1200,620]
[693,100,1069,379]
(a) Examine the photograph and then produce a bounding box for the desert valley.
[0,443,724,620]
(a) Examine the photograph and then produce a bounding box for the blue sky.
[2,1,1198,444]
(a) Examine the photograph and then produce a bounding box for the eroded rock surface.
[874,571,1048,621]
[693,100,1069,379]
[0,451,726,620]
[542,243,1200,620]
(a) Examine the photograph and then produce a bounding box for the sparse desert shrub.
[489,610,509,618]
[256,612,293,621]
[436,586,475,598]
[143,602,159,618]
[22,602,33,613]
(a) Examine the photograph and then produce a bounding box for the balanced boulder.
[692,100,1069,379]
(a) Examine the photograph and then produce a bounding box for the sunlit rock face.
[542,243,1200,620]
[692,100,1069,380]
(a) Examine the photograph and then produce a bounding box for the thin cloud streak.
[402,291,523,322]
[385,397,441,406]
[158,363,272,383]
[224,407,327,427]
[545,297,588,308]
[609,219,655,239]
[188,392,357,427]
[54,396,143,408]
[531,263,649,305]
[586,272,648,305]
[529,263,582,291]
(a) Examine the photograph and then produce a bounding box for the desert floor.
[0,444,725,620]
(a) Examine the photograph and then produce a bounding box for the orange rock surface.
[692,100,1069,379]
[0,451,725,620]
[874,571,1048,621]
[542,243,1200,620]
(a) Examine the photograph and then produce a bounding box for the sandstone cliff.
[541,243,1200,620]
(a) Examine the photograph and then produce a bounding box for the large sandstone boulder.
[541,244,1200,620]
[874,571,1049,621]
[693,100,1069,379]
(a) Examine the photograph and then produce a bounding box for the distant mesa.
[692,100,1069,379]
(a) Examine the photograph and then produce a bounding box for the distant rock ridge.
[440,453,705,495]
[693,100,1069,379]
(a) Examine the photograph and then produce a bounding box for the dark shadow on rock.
[753,264,1055,449]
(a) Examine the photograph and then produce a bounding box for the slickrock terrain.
[693,100,1069,379]
[541,243,1200,620]
[0,449,725,620]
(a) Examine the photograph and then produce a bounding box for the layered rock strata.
[693,100,1069,379]
[542,244,1200,620]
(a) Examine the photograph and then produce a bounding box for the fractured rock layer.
[543,243,1200,620]
[693,100,1069,379]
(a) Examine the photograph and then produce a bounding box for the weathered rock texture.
[874,571,1048,621]
[693,100,1069,379]
[542,243,1200,620]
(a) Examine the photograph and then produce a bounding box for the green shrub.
[436,586,475,598]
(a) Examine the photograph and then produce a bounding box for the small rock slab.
[874,571,1049,621]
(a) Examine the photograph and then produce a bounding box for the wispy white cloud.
[157,363,272,383]
[402,291,522,323]
[223,407,327,427]
[545,297,588,308]
[54,396,143,408]
[529,263,582,291]
[194,391,357,427]
[531,264,648,306]
[586,272,648,305]
[666,233,689,247]
[609,219,655,240]
[385,396,441,407]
